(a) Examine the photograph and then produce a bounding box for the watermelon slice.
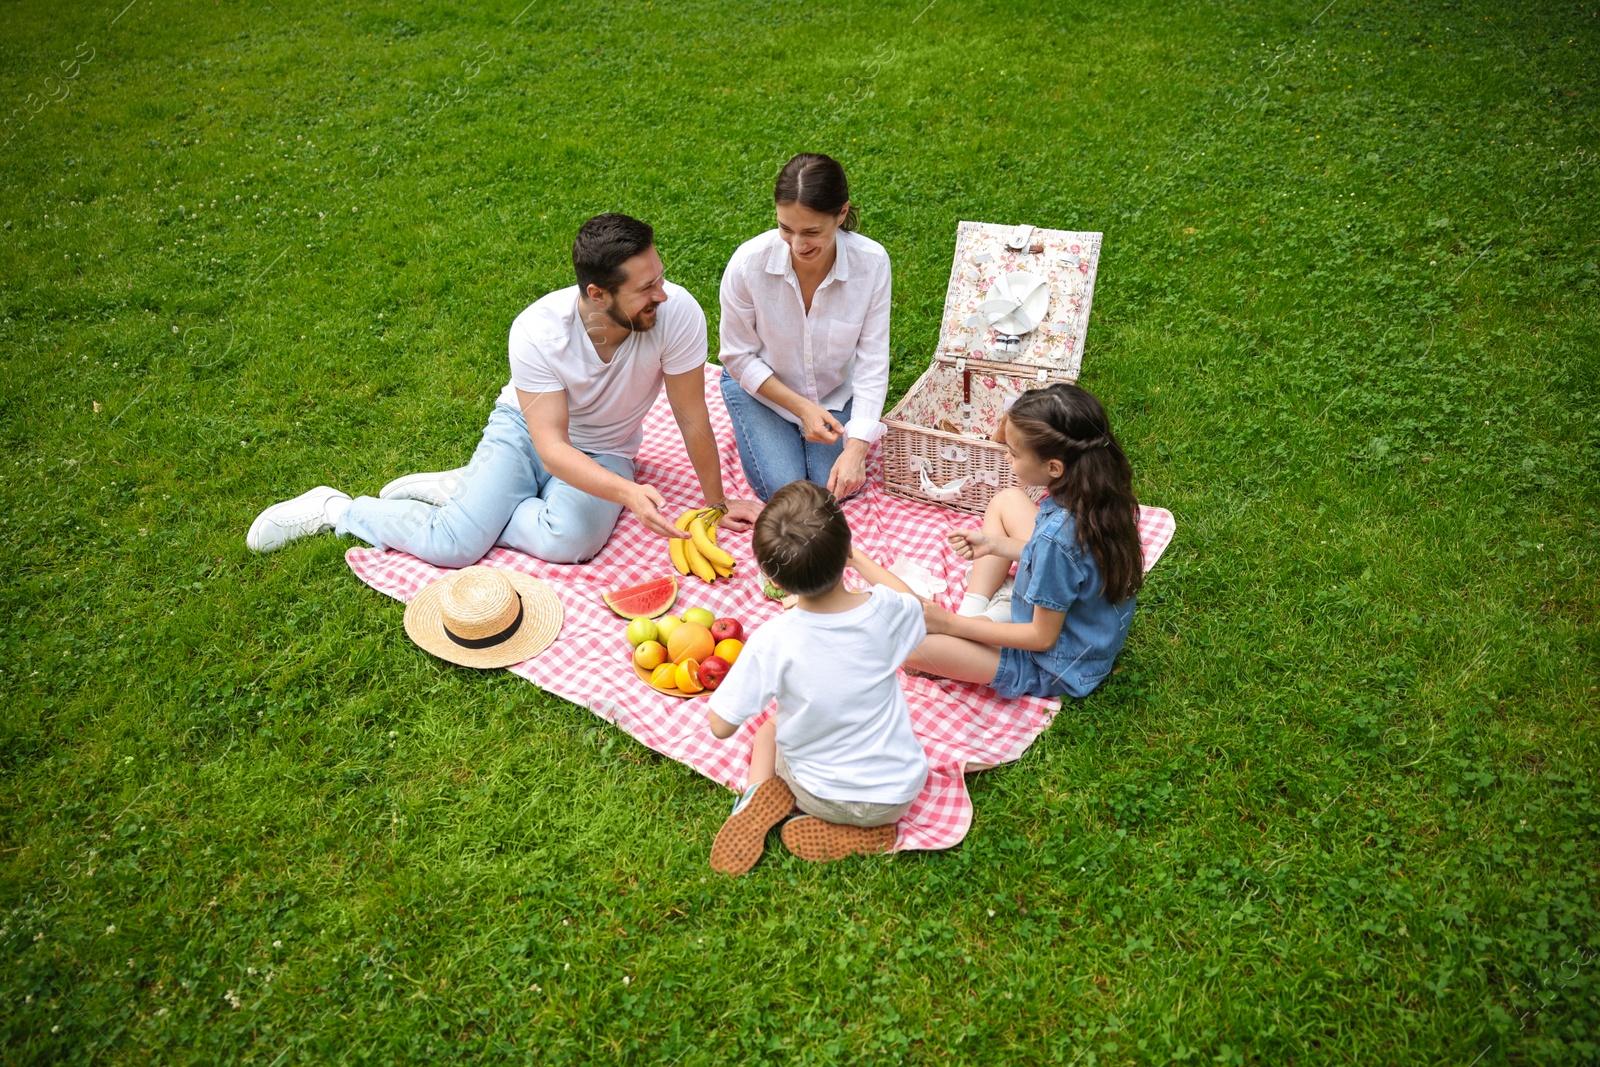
[601,575,679,620]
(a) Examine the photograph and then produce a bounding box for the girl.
[718,153,891,502]
[904,384,1144,699]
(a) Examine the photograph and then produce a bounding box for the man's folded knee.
[420,542,491,569]
[534,533,609,565]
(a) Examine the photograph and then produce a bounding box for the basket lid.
[934,221,1103,380]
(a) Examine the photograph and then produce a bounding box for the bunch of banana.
[669,506,736,583]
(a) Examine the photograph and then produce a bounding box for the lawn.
[2,0,1597,1062]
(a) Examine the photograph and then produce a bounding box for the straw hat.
[403,566,563,669]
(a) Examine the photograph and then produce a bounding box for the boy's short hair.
[751,481,851,597]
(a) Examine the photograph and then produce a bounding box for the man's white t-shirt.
[708,587,929,805]
[494,281,707,459]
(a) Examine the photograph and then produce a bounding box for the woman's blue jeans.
[338,403,634,567]
[719,369,852,503]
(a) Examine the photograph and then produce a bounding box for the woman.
[718,153,891,502]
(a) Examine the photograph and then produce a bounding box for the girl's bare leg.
[965,487,1041,599]
[747,718,777,784]
[906,634,1004,685]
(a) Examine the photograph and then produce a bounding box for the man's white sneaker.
[379,468,469,508]
[246,486,349,553]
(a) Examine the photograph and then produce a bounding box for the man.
[247,213,761,565]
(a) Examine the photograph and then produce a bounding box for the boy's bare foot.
[779,816,897,862]
[709,777,796,876]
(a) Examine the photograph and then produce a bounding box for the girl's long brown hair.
[1005,384,1142,604]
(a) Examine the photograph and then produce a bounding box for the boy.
[706,481,929,875]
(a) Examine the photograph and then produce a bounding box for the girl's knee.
[991,486,1033,511]
[984,487,1028,526]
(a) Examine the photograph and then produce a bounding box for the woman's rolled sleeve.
[843,258,892,443]
[718,257,778,398]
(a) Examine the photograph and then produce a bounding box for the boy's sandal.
[709,777,796,876]
[779,815,897,863]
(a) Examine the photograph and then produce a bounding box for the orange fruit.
[674,658,704,694]
[666,622,715,665]
[713,638,743,665]
[649,663,677,689]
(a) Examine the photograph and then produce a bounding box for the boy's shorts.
[773,749,919,828]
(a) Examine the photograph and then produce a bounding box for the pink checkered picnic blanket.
[346,363,1176,852]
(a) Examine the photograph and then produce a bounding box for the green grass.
[2,0,1598,1062]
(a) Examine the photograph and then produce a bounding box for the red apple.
[710,617,744,644]
[699,655,731,689]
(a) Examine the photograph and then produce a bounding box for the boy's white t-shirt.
[494,281,707,459]
[708,587,929,805]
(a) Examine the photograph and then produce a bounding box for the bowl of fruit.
[605,578,745,699]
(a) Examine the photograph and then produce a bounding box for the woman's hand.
[716,499,763,531]
[626,483,688,540]
[826,440,869,499]
[946,527,992,561]
[799,403,844,445]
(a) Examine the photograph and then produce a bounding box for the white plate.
[981,270,1051,335]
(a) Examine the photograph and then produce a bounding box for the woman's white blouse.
[718,228,892,444]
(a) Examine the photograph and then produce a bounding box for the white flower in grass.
[105,925,116,934]
[622,976,631,986]
[272,940,282,948]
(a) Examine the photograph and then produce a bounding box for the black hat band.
[444,594,525,649]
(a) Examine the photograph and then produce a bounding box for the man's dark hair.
[752,481,852,598]
[572,213,655,294]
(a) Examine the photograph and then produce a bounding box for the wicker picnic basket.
[882,221,1104,515]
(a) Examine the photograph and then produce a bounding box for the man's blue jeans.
[718,369,852,503]
[338,403,634,567]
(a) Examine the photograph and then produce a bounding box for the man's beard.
[606,301,660,332]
